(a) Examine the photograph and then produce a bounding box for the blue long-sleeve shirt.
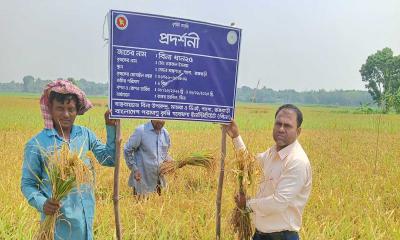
[21,125,116,240]
[124,121,170,194]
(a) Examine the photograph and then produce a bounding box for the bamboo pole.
[216,127,227,240]
[113,121,122,240]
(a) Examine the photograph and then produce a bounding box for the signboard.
[109,10,241,122]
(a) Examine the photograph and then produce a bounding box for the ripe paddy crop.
[1,94,399,239]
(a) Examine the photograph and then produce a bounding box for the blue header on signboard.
[109,10,241,123]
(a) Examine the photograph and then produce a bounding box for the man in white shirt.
[224,104,312,240]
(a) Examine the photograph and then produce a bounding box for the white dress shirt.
[233,136,312,233]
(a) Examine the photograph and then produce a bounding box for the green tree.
[67,77,77,86]
[360,47,400,112]
[388,87,400,113]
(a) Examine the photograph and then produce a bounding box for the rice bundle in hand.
[36,143,93,240]
[231,202,252,240]
[230,148,255,240]
[159,151,215,175]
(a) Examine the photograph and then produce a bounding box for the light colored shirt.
[233,136,312,233]
[123,121,171,194]
[21,125,116,240]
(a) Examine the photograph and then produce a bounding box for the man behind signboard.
[224,104,312,240]
[124,120,172,196]
[21,79,118,239]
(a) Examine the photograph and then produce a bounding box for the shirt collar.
[144,121,165,133]
[144,121,156,131]
[45,128,58,137]
[274,140,299,161]
[44,125,81,138]
[70,125,82,138]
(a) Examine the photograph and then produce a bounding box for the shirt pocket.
[60,195,80,220]
[160,146,169,161]
[159,137,169,160]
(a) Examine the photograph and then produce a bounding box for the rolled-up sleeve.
[89,125,116,167]
[232,135,246,151]
[21,142,47,213]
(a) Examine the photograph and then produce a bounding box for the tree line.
[0,76,108,96]
[1,46,399,110]
[236,87,372,106]
[0,77,373,107]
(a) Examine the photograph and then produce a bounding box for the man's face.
[49,99,78,132]
[151,120,165,131]
[272,108,301,151]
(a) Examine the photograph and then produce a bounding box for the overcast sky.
[0,0,399,91]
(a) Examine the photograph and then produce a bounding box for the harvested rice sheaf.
[159,151,216,175]
[230,148,256,240]
[35,143,93,240]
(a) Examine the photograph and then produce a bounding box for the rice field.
[1,94,400,239]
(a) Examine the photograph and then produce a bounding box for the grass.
[1,95,400,239]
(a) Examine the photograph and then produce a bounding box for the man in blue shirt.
[21,80,118,240]
[124,120,171,196]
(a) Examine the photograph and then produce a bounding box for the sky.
[0,0,399,91]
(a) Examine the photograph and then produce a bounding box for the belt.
[255,229,298,238]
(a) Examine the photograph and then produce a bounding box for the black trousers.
[252,229,299,240]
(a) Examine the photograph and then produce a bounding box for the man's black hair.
[275,104,303,128]
[49,91,81,110]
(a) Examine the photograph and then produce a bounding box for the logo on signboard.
[115,14,128,30]
[227,31,238,45]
